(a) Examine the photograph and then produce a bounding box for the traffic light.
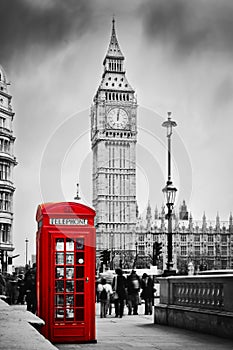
[103,249,110,265]
[153,242,163,265]
[99,250,105,262]
[156,242,163,256]
[99,249,111,265]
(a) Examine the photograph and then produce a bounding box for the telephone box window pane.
[66,267,74,279]
[66,308,74,319]
[76,308,84,321]
[56,239,64,251]
[76,266,84,278]
[66,280,74,292]
[76,238,84,250]
[76,294,84,307]
[56,280,64,292]
[76,280,84,292]
[66,253,74,265]
[56,252,64,264]
[66,239,74,251]
[56,267,64,279]
[55,308,64,320]
[66,295,74,306]
[76,252,84,264]
[55,295,64,306]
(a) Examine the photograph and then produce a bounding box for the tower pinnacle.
[104,17,124,61]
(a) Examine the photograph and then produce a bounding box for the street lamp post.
[110,231,114,270]
[162,112,177,276]
[74,183,81,201]
[133,242,138,269]
[25,238,29,267]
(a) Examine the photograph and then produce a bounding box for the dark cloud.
[139,0,233,57]
[0,0,93,66]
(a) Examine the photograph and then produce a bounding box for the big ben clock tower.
[91,18,137,268]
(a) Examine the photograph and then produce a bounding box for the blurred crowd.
[0,263,36,313]
[96,268,157,318]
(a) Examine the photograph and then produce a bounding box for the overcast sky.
[1,0,233,265]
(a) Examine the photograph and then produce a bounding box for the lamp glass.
[162,183,177,205]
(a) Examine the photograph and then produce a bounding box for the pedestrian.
[17,273,25,305]
[24,263,37,313]
[102,267,114,315]
[4,273,12,304]
[96,276,101,303]
[126,270,140,315]
[98,278,113,318]
[9,272,19,304]
[112,268,127,318]
[102,267,114,284]
[0,270,6,296]
[140,273,155,315]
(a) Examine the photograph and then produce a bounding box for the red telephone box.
[36,202,96,343]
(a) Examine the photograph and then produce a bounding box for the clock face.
[107,108,128,129]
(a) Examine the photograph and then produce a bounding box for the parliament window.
[208,235,213,242]
[181,246,187,256]
[208,246,214,256]
[181,235,186,242]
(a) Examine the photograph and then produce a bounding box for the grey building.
[91,18,137,268]
[0,65,17,272]
[136,201,233,273]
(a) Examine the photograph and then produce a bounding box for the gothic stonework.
[137,201,233,272]
[91,19,137,267]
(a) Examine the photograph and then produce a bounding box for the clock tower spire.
[91,18,137,269]
[104,17,124,62]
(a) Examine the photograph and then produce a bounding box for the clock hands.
[117,108,120,122]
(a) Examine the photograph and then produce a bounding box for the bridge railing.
[155,273,233,339]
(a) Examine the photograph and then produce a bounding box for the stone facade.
[91,19,137,268]
[0,65,17,272]
[136,201,233,272]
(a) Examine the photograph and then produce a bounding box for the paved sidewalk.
[56,304,233,350]
[1,299,233,350]
[0,299,57,350]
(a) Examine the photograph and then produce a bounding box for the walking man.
[127,270,140,315]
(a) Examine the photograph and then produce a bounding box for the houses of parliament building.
[91,18,233,273]
[136,201,233,273]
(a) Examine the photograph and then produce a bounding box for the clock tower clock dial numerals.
[107,108,128,129]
